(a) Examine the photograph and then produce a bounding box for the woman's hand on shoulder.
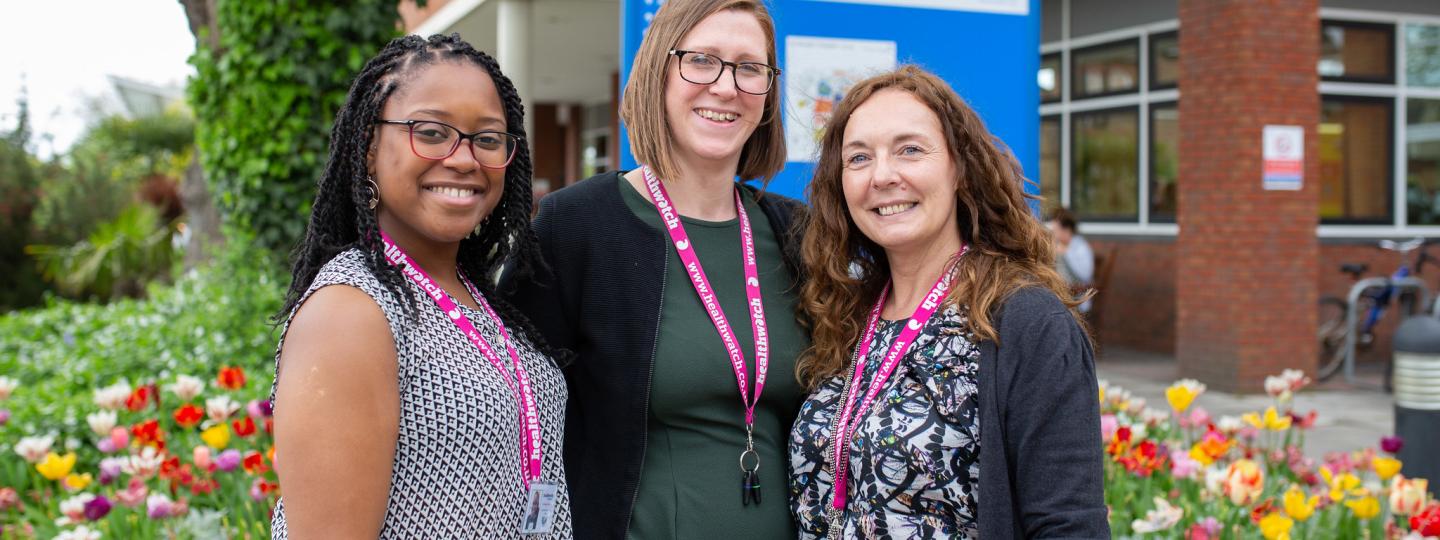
[273,284,399,538]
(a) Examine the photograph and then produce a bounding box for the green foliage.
[0,234,283,535]
[188,0,409,254]
[0,229,283,444]
[29,108,195,247]
[0,96,46,310]
[26,205,176,301]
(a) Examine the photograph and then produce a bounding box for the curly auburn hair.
[796,65,1087,390]
[276,33,561,361]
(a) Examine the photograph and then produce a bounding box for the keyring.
[739,448,760,473]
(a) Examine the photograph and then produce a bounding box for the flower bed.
[1103,370,1439,539]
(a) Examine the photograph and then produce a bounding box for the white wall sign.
[1262,125,1304,191]
[783,36,897,163]
[808,0,1028,15]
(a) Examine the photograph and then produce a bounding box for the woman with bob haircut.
[270,34,572,538]
[503,0,807,537]
[787,65,1109,539]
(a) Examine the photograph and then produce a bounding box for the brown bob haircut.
[619,0,786,184]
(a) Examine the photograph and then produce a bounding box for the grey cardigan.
[976,287,1110,538]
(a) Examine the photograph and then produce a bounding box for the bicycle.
[1316,238,1437,383]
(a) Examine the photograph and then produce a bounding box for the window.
[1408,99,1440,225]
[1407,24,1440,88]
[1072,40,1139,99]
[1040,53,1062,103]
[1071,107,1139,220]
[1150,103,1179,221]
[1320,21,1395,83]
[1150,32,1179,89]
[1320,97,1392,223]
[1040,116,1061,213]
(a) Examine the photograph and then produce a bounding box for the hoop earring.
[365,175,380,210]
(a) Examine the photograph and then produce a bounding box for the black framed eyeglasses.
[377,119,523,169]
[668,49,780,95]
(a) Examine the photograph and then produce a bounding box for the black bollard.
[1393,315,1440,498]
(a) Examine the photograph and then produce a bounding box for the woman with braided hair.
[269,34,572,538]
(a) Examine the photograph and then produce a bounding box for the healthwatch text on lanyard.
[379,231,558,535]
[640,165,770,506]
[825,249,966,535]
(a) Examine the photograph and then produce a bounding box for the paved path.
[1095,347,1395,458]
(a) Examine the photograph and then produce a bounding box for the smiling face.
[663,8,769,171]
[840,89,962,258]
[370,61,507,246]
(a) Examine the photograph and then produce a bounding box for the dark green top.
[620,179,807,540]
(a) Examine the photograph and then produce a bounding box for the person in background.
[502,0,807,537]
[1047,206,1094,313]
[789,65,1109,539]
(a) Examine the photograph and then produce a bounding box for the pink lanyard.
[380,231,543,488]
[829,251,965,513]
[640,165,770,436]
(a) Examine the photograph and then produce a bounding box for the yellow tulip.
[1283,485,1318,521]
[1320,466,1362,502]
[1345,496,1381,520]
[1390,476,1429,515]
[62,473,92,491]
[1373,456,1402,481]
[201,424,231,449]
[1262,407,1292,431]
[35,452,76,481]
[1165,379,1206,413]
[1243,412,1264,429]
[1259,512,1294,540]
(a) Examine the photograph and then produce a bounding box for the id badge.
[520,482,559,535]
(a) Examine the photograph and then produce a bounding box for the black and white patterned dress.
[269,249,573,539]
[789,305,981,539]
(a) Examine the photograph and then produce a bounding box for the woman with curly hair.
[268,34,571,538]
[787,66,1109,539]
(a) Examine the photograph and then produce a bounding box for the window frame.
[1070,38,1142,100]
[1041,52,1063,103]
[1148,31,1179,91]
[1320,19,1398,85]
[1147,101,1179,223]
[1069,105,1142,222]
[1318,94,1396,226]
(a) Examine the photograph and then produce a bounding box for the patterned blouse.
[268,249,573,539]
[789,305,982,539]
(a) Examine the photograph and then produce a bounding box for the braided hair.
[277,33,562,361]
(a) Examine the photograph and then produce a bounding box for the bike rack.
[1343,276,1433,387]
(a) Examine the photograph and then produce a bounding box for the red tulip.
[173,405,204,429]
[232,417,257,437]
[217,367,246,390]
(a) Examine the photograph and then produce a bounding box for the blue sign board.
[619,0,1039,200]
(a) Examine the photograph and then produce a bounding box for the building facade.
[1042,0,1440,390]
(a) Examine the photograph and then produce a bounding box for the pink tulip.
[1179,407,1211,429]
[109,427,128,449]
[193,446,213,470]
[1101,414,1118,442]
[215,449,242,472]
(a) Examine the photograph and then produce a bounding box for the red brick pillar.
[1176,0,1320,393]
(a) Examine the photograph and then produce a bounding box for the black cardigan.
[501,171,806,540]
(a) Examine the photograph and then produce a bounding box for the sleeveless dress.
[268,248,573,539]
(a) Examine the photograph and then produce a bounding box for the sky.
[0,0,196,158]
